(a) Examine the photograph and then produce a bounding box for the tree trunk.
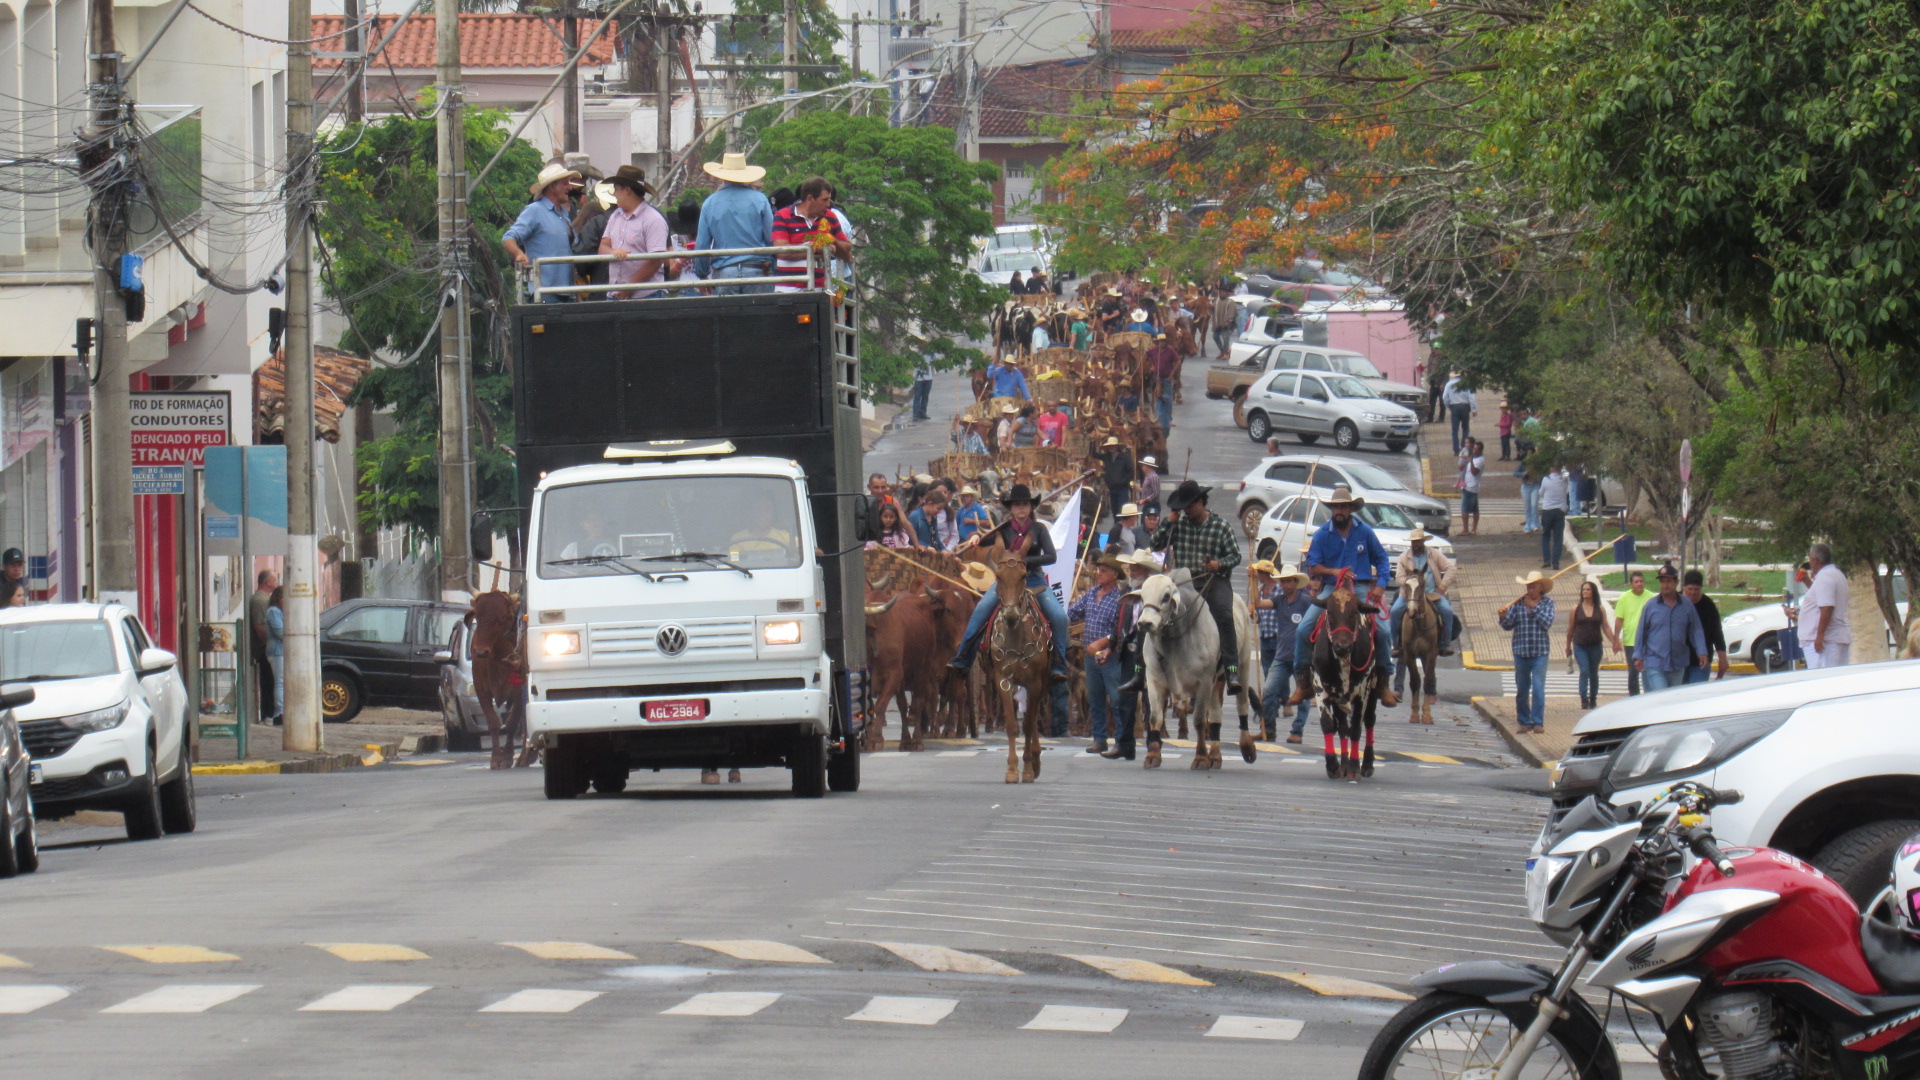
[1705,514,1722,588]
[1851,562,1890,663]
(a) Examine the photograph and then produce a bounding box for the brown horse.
[983,542,1051,783]
[1309,576,1381,780]
[1396,576,1442,724]
[468,588,534,769]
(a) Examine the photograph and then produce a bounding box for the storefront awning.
[253,347,373,444]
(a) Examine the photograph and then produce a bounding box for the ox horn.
[864,594,902,616]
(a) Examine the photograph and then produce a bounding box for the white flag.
[1044,495,1083,607]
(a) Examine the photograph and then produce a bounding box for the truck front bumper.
[527,688,830,738]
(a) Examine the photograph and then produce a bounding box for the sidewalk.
[1473,694,1624,767]
[1419,410,1541,670]
[193,708,446,774]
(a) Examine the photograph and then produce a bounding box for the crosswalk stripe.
[1205,1015,1304,1041]
[661,991,782,1017]
[102,984,261,1014]
[479,989,603,1014]
[101,945,241,964]
[311,944,430,963]
[1392,752,1461,766]
[396,759,456,766]
[846,995,958,1025]
[681,939,829,965]
[0,986,69,1013]
[0,954,28,969]
[869,942,1022,976]
[1062,954,1212,987]
[1021,1005,1128,1033]
[1257,971,1412,1000]
[935,750,981,758]
[502,942,636,961]
[300,985,433,1012]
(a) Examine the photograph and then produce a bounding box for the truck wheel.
[827,743,861,793]
[1814,819,1920,907]
[1239,502,1267,539]
[591,752,628,795]
[791,732,827,799]
[543,738,582,800]
[1246,412,1271,442]
[1231,392,1248,429]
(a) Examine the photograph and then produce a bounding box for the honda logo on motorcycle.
[1625,936,1659,971]
[656,625,689,657]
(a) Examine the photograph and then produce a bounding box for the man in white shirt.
[1801,542,1851,668]
[1459,438,1484,536]
[1538,467,1571,570]
[1442,374,1477,455]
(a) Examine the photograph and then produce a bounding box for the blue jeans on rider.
[1292,582,1391,677]
[1084,651,1124,743]
[1156,386,1174,432]
[953,574,1070,675]
[1389,593,1458,650]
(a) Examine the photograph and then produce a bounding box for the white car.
[1225,341,1429,412]
[1242,369,1421,453]
[1235,454,1452,539]
[1554,661,1920,905]
[1252,493,1453,571]
[12,604,196,841]
[1717,574,1904,673]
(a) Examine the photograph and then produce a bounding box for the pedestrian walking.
[1459,439,1484,536]
[1538,465,1570,569]
[1564,580,1621,709]
[1213,292,1238,357]
[1070,555,1128,753]
[1633,565,1708,691]
[247,568,277,722]
[1499,571,1556,732]
[1426,364,1447,423]
[909,352,935,422]
[266,585,287,724]
[1101,550,1161,760]
[1147,334,1179,431]
[1254,562,1313,742]
[503,162,583,302]
[1497,401,1515,460]
[598,166,670,300]
[1442,373,1477,454]
[771,177,852,291]
[694,153,776,294]
[1801,543,1852,669]
[1519,462,1542,533]
[1613,570,1653,695]
[1137,455,1161,515]
[1681,570,1730,682]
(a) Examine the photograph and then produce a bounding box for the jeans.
[1521,483,1541,532]
[1390,593,1457,647]
[1156,386,1174,432]
[910,378,933,420]
[1500,433,1512,459]
[268,653,285,718]
[1540,508,1567,567]
[1684,663,1712,685]
[1513,654,1547,728]
[1573,643,1602,703]
[1643,667,1688,692]
[1448,403,1472,454]
[1624,644,1641,695]
[1292,583,1390,675]
[954,574,1070,673]
[711,262,773,295]
[1261,652,1310,735]
[1084,652,1124,742]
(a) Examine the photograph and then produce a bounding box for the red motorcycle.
[1359,781,1920,1080]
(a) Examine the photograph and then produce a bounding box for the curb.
[1470,695,1555,769]
[1459,652,1758,676]
[193,738,410,776]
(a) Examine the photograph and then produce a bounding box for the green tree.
[315,109,540,540]
[754,111,1000,392]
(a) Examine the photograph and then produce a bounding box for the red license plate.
[643,698,708,722]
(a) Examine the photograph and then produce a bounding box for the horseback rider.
[1147,480,1243,691]
[947,484,1072,680]
[1390,527,1461,656]
[1287,486,1400,707]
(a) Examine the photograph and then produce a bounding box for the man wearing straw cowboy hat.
[1103,549,1163,756]
[1253,561,1314,742]
[1499,570,1558,732]
[598,165,671,300]
[1390,526,1460,657]
[504,161,584,303]
[1286,486,1399,707]
[695,151,775,294]
[1070,552,1130,754]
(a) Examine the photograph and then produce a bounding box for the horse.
[1395,576,1442,725]
[982,542,1052,783]
[1134,571,1224,770]
[468,588,535,770]
[1309,575,1381,780]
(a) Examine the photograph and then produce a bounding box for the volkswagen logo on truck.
[655,625,689,657]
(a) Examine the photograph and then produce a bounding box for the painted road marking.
[1206,1015,1304,1041]
[101,945,240,964]
[936,750,981,758]
[479,989,603,1014]
[846,995,958,1025]
[867,751,909,758]
[661,992,782,1017]
[396,758,456,766]
[0,954,27,968]
[869,942,1022,976]
[0,986,69,1013]
[300,985,432,1012]
[1396,751,1462,765]
[682,940,829,965]
[102,984,261,1014]
[1021,1005,1128,1033]
[1062,954,1212,987]
[504,941,636,961]
[311,944,430,963]
[1258,971,1412,1001]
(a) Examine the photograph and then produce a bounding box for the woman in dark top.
[1682,569,1730,682]
[1565,579,1623,709]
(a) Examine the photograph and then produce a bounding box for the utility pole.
[955,0,977,162]
[343,0,364,122]
[561,2,580,150]
[283,0,323,751]
[434,0,473,603]
[86,0,135,610]
[849,13,860,116]
[780,0,798,120]
[656,21,672,176]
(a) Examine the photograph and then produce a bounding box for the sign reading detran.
[130,391,230,467]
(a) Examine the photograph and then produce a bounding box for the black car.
[0,686,36,876]
[319,599,468,722]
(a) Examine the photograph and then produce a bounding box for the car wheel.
[321,670,363,724]
[1239,502,1267,539]
[1256,539,1277,563]
[1385,439,1409,453]
[0,792,18,879]
[1297,433,1320,445]
[14,800,36,874]
[791,732,827,799]
[124,739,165,841]
[1752,632,1783,674]
[1246,411,1271,442]
[1815,819,1920,907]
[1334,420,1360,451]
[160,738,196,834]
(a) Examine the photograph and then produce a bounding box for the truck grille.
[1384,391,1425,409]
[588,618,757,660]
[547,678,805,701]
[1566,729,1630,761]
[20,718,80,759]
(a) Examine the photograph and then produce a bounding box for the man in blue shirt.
[1070,554,1129,753]
[1635,564,1708,691]
[986,357,1030,400]
[1256,562,1314,741]
[503,162,582,303]
[694,152,775,294]
[1288,487,1397,707]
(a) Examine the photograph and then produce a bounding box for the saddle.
[984,588,1055,654]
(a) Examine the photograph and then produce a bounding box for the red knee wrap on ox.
[1323,733,1336,756]
[1365,728,1375,747]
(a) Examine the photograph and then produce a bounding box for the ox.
[863,589,943,752]
[1309,577,1382,780]
[468,589,535,770]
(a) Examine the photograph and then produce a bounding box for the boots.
[1287,667,1315,706]
[1116,635,1145,693]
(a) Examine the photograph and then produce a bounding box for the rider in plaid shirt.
[1148,480,1243,689]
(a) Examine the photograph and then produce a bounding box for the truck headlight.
[762,621,802,646]
[542,631,581,657]
[62,701,130,733]
[1607,709,1792,788]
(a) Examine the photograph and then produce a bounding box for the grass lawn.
[1573,517,1800,567]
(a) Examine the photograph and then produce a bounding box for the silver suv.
[1242,369,1420,453]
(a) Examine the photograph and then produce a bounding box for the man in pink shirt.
[598,165,670,299]
[1035,399,1070,447]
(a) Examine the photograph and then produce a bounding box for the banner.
[1043,496,1082,606]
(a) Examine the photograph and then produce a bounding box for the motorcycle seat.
[1860,914,1920,995]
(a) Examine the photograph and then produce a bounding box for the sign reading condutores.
[130,391,230,468]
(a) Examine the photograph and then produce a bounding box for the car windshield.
[1330,353,1384,379]
[539,474,804,578]
[1325,375,1379,399]
[982,252,1038,273]
[0,620,120,680]
[1360,503,1415,529]
[1343,462,1407,491]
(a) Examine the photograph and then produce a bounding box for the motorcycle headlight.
[1525,853,1572,924]
[62,701,130,733]
[1607,709,1792,789]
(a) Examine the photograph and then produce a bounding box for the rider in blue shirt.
[986,358,1030,400]
[1288,487,1397,707]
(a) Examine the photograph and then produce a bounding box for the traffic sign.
[131,465,185,495]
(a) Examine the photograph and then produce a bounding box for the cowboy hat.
[1116,502,1141,518]
[1000,403,1019,415]
[1154,333,1167,341]
[1122,550,1162,571]
[1000,484,1037,507]
[1095,553,1128,574]
[1251,559,1279,577]
[1129,308,1148,323]
[959,485,979,496]
[529,161,583,198]
[1165,479,1210,510]
[1102,436,1121,447]
[914,473,934,484]
[702,151,767,184]
[1325,485,1365,508]
[1277,562,1309,583]
[1106,287,1123,297]
[959,561,996,592]
[1515,570,1553,586]
[604,164,657,199]
[1407,526,1432,542]
[1140,455,1158,468]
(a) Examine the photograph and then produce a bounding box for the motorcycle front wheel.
[1358,990,1617,1080]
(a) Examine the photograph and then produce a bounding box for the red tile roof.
[928,58,1108,141]
[312,14,618,71]
[1108,27,1198,51]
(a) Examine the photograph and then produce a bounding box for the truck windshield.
[1324,375,1379,399]
[539,475,805,578]
[1330,353,1385,379]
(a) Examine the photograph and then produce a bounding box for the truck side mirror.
[470,513,494,563]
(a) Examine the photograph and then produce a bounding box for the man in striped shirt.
[771,177,852,291]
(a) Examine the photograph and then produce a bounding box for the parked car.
[1241,369,1420,453]
[13,603,195,842]
[1235,454,1451,539]
[1214,341,1428,413]
[1252,493,1453,569]
[1555,661,1920,905]
[320,598,468,723]
[1717,574,1908,672]
[435,617,487,751]
[0,685,37,876]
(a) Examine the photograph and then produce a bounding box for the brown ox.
[468,589,535,769]
[863,588,943,752]
[1308,578,1382,780]
[923,579,980,739]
